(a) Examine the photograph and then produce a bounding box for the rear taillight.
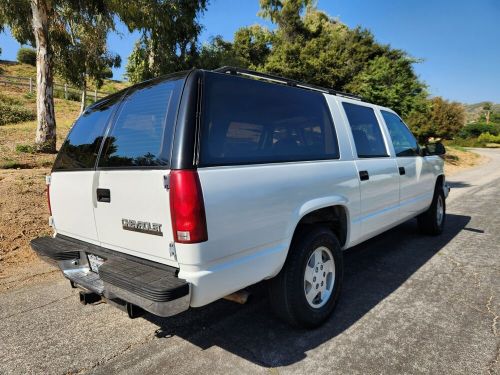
[46,175,52,216]
[169,170,208,243]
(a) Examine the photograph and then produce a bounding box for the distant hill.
[463,102,500,123]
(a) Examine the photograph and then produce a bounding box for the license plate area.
[87,253,105,273]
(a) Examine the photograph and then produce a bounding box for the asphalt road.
[1,149,499,375]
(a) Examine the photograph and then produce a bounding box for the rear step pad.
[99,258,189,302]
[30,236,81,260]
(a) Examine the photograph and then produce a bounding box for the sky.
[1,0,499,104]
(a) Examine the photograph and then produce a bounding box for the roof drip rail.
[213,66,362,100]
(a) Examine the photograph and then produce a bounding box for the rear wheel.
[268,226,343,328]
[418,185,446,235]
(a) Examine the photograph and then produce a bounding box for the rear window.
[98,75,185,168]
[53,95,121,171]
[342,102,388,158]
[199,72,339,166]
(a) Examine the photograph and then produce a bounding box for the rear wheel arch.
[291,205,349,249]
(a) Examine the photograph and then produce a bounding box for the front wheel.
[418,186,446,235]
[268,226,343,328]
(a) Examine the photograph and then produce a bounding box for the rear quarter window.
[53,95,121,171]
[342,102,388,158]
[98,75,185,168]
[199,72,339,166]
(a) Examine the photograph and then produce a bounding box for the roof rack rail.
[213,66,362,100]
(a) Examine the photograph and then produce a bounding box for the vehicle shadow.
[145,213,470,367]
[447,181,471,189]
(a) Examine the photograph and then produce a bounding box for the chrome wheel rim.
[304,246,335,308]
[436,195,444,226]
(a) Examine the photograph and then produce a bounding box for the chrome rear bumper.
[31,236,190,318]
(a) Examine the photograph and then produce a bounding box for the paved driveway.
[1,149,499,374]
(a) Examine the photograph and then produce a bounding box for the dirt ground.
[444,146,486,176]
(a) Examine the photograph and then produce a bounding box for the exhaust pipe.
[79,291,101,305]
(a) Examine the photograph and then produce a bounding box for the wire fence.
[0,74,110,105]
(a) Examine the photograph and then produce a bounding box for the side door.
[340,101,400,239]
[379,110,435,220]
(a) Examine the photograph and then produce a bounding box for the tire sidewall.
[288,227,343,327]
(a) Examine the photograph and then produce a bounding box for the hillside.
[463,101,500,123]
[0,60,129,94]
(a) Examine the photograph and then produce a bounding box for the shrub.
[16,144,36,154]
[477,132,500,144]
[459,123,500,138]
[17,47,37,66]
[0,102,36,125]
[0,93,22,106]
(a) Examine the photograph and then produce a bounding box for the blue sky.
[1,0,499,103]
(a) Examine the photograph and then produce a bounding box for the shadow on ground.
[145,213,470,367]
[448,181,471,189]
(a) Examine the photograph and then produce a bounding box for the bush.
[15,144,36,154]
[477,132,500,144]
[459,123,500,138]
[0,102,36,125]
[17,47,37,66]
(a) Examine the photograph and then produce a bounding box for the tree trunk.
[80,79,87,114]
[31,0,56,153]
[486,111,490,125]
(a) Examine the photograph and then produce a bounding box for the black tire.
[417,185,446,235]
[268,225,343,328]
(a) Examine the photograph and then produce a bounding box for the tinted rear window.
[53,95,121,170]
[98,76,185,168]
[199,73,339,166]
[342,102,388,158]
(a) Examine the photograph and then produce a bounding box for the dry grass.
[0,60,129,93]
[0,87,80,169]
[444,146,484,176]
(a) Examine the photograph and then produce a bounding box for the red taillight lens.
[169,170,208,243]
[46,184,52,216]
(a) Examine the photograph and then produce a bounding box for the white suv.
[31,67,449,328]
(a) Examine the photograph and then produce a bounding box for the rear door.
[93,76,185,265]
[380,110,435,219]
[50,95,122,244]
[341,101,400,239]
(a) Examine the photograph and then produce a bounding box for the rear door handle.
[97,188,111,203]
[359,170,369,181]
[399,167,406,175]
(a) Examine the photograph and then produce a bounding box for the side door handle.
[97,188,111,203]
[399,167,406,175]
[359,170,369,181]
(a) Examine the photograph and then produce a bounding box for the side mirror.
[423,142,446,156]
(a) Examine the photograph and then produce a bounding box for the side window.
[53,95,121,170]
[98,77,184,168]
[342,102,388,158]
[381,110,419,157]
[199,73,339,166]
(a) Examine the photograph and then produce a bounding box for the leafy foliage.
[16,47,36,66]
[458,122,500,138]
[123,0,208,83]
[406,97,465,142]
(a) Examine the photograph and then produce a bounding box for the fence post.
[64,84,68,100]
[94,88,97,102]
[29,78,33,94]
